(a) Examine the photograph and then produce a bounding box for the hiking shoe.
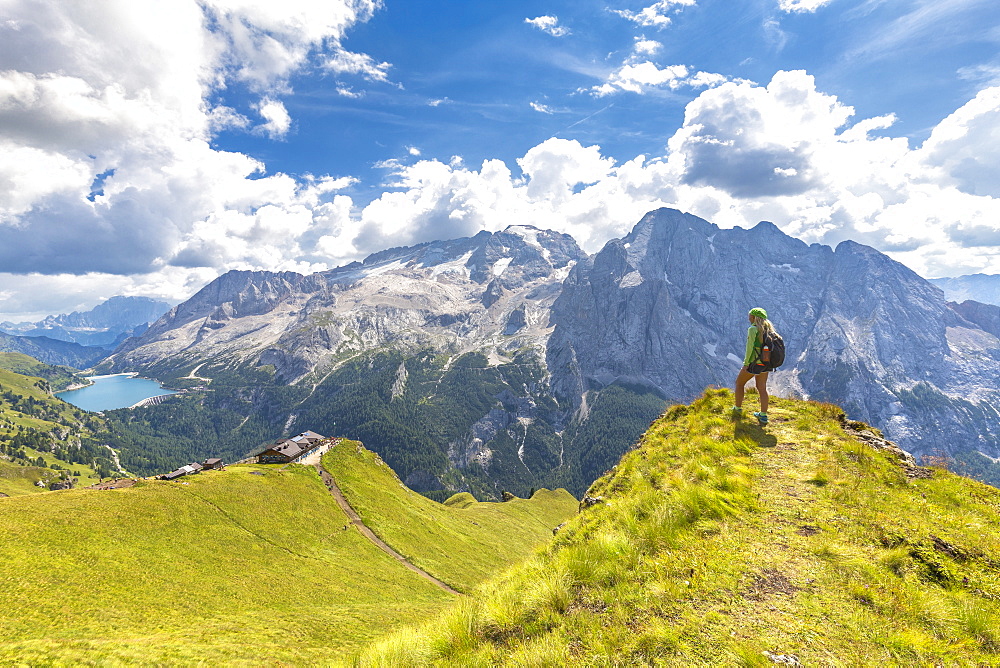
[754,411,768,425]
[730,406,743,419]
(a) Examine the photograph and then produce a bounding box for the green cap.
[749,307,768,319]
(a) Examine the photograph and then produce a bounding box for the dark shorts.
[747,363,769,375]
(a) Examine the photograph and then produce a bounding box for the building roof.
[261,431,326,461]
[272,439,306,459]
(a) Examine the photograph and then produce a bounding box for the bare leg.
[734,367,754,408]
[755,371,769,413]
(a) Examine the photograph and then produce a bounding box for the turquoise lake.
[56,374,178,412]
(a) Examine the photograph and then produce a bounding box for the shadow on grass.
[735,420,778,448]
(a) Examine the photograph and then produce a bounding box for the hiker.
[733,307,780,425]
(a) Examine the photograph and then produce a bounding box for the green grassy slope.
[0,449,577,664]
[0,351,88,391]
[0,365,106,493]
[323,442,579,594]
[356,389,1000,666]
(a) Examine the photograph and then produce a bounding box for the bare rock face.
[106,227,585,383]
[949,300,1000,339]
[546,207,1000,462]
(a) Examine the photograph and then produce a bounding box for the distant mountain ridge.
[97,210,1000,496]
[930,273,1000,307]
[1,296,172,348]
[0,331,107,369]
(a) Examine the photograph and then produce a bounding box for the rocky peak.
[144,270,311,336]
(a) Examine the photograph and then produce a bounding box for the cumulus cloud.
[589,34,735,97]
[256,98,292,138]
[779,0,834,12]
[633,38,663,55]
[530,101,554,113]
[591,61,735,96]
[525,16,571,37]
[0,0,385,290]
[912,86,1000,198]
[202,0,384,89]
[2,1,999,320]
[612,0,696,28]
[334,73,1000,279]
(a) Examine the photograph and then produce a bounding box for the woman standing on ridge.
[733,307,779,425]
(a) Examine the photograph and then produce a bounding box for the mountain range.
[95,208,1000,497]
[0,330,108,369]
[1,296,172,348]
[930,273,1000,307]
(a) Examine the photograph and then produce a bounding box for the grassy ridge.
[323,442,579,593]
[356,389,1000,665]
[0,446,577,664]
[0,460,58,496]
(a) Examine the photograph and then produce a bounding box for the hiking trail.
[314,463,461,596]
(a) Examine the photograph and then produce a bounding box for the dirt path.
[184,363,212,384]
[314,463,461,596]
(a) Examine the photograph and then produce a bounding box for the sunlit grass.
[355,388,1000,665]
[0,444,576,664]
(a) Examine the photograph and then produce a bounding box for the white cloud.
[336,85,363,98]
[201,0,384,90]
[633,38,663,55]
[2,1,999,319]
[525,16,571,37]
[0,0,385,303]
[612,0,696,28]
[407,146,421,156]
[591,61,735,96]
[340,73,1000,279]
[912,86,1000,198]
[324,49,391,82]
[530,101,554,114]
[779,0,834,12]
[255,98,291,138]
[958,63,1000,87]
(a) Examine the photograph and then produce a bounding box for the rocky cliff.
[108,227,583,383]
[548,208,1000,461]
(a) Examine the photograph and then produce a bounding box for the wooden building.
[257,431,326,464]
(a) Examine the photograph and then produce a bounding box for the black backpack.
[758,330,785,371]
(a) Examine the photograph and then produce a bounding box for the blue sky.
[1,0,999,319]
[218,0,996,187]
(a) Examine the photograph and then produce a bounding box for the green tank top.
[743,325,762,366]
